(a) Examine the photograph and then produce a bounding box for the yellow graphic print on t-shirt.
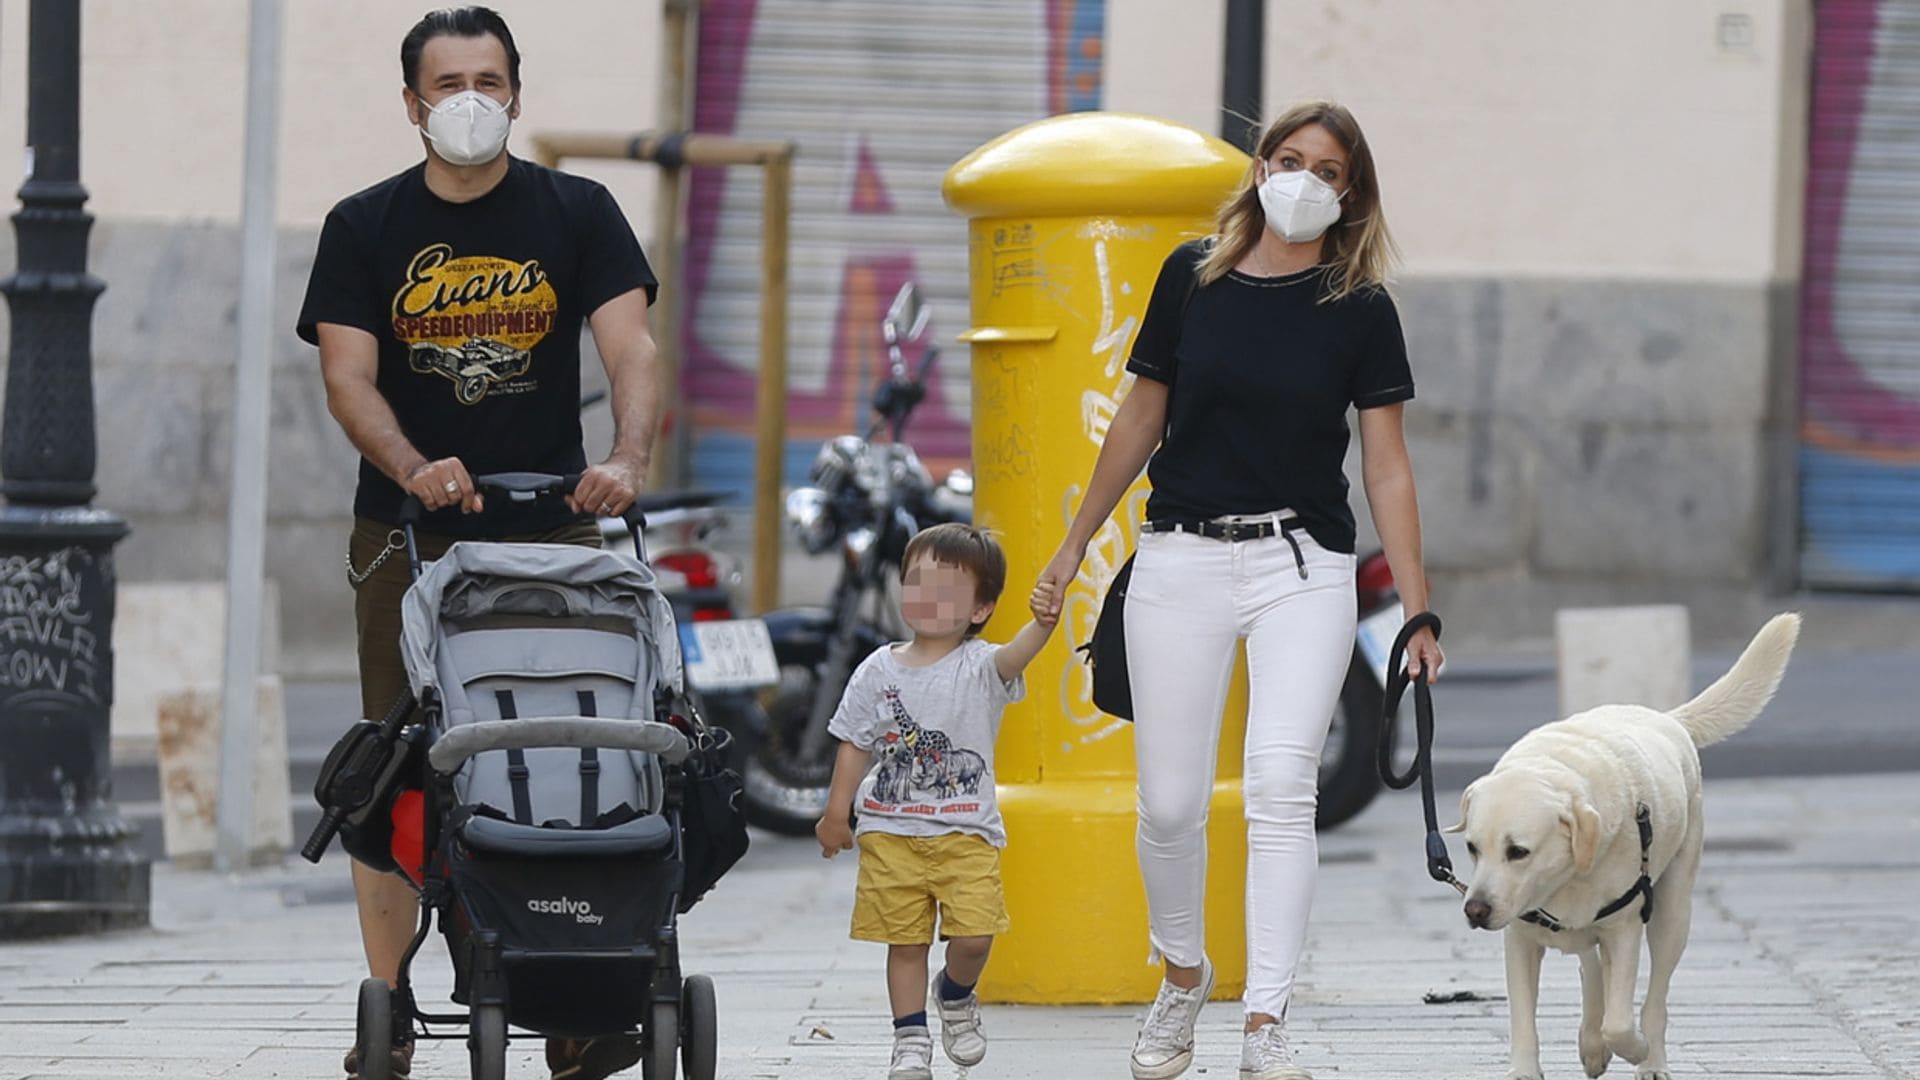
[390,243,560,405]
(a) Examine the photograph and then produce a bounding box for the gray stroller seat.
[400,542,687,834]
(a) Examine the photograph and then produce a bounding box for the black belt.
[1143,517,1309,579]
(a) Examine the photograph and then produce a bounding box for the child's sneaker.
[889,1024,935,1080]
[930,969,987,1066]
[1129,956,1215,1080]
[1239,1022,1312,1079]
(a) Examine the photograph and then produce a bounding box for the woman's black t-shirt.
[296,156,656,538]
[1123,238,1414,554]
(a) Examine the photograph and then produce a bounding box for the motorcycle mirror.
[883,282,929,348]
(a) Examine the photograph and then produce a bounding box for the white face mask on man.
[420,89,513,167]
[1256,163,1344,244]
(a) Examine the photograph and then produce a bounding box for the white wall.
[1107,0,1809,282]
[0,0,1806,280]
[0,0,667,237]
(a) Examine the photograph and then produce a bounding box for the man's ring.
[442,480,459,494]
[598,502,614,515]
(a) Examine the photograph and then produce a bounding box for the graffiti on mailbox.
[1057,235,1150,747]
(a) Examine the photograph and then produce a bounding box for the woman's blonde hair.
[1197,100,1398,301]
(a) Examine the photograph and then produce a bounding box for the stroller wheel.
[356,978,395,1080]
[680,975,717,1080]
[468,1003,507,1080]
[642,1000,679,1080]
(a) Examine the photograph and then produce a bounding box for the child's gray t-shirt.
[827,638,1025,847]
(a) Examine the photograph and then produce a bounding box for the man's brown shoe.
[547,1035,644,1080]
[343,1028,415,1079]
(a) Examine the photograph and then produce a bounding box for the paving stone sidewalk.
[2,772,1913,1080]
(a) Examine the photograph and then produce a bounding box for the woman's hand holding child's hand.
[1029,579,1060,630]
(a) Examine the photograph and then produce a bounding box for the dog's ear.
[1564,801,1604,874]
[1444,780,1479,834]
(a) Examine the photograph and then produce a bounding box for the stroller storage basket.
[444,821,683,1036]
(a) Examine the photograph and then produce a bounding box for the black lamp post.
[1221,0,1264,154]
[0,0,148,938]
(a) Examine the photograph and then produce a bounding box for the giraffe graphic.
[874,687,981,801]
[887,688,953,758]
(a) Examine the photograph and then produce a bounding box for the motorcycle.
[582,393,780,773]
[745,283,972,834]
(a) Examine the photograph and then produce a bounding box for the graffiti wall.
[682,0,1104,494]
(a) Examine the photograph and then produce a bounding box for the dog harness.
[1518,803,1656,934]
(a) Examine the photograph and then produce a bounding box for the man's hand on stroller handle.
[569,457,643,518]
[406,457,483,514]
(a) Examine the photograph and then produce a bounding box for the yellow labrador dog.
[1451,614,1800,1080]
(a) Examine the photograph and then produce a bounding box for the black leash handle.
[1374,612,1463,891]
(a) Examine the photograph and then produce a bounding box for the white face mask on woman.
[1256,164,1344,244]
[420,90,513,167]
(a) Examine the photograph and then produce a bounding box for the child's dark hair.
[902,523,1006,636]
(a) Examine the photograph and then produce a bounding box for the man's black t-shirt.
[296,157,656,537]
[1124,238,1414,554]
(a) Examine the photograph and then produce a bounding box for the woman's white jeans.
[1123,521,1357,1019]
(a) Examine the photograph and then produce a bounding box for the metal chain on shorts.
[345,529,407,587]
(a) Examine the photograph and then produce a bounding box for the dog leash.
[1377,611,1467,895]
[1378,613,1661,926]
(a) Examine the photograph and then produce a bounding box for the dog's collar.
[1518,803,1655,934]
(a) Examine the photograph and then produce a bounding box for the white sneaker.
[1239,1022,1313,1080]
[889,1025,934,1080]
[931,969,987,1066]
[1129,957,1216,1080]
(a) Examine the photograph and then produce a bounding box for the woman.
[1033,101,1444,1080]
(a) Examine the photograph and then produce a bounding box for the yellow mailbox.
[943,113,1250,1004]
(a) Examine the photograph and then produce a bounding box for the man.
[296,8,659,1079]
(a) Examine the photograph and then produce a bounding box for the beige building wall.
[0,0,667,236]
[1107,0,1810,282]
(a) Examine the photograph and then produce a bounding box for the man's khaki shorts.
[850,832,1010,945]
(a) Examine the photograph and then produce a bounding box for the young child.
[816,522,1059,1080]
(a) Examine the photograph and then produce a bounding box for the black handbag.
[675,725,750,913]
[1075,554,1135,720]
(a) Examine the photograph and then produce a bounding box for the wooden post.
[524,128,795,613]
[648,0,694,490]
[753,151,792,614]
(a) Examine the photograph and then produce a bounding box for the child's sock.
[938,970,976,1002]
[893,1011,928,1031]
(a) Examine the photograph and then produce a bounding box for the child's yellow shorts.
[851,832,1010,945]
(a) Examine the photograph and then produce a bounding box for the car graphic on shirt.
[407,337,533,405]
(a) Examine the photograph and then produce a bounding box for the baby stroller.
[305,473,745,1080]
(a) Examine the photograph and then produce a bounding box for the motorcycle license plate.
[679,619,781,691]
[1355,602,1406,688]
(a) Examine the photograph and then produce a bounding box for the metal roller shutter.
[1800,0,1920,588]
[682,0,1105,493]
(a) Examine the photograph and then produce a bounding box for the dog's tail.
[1671,613,1802,748]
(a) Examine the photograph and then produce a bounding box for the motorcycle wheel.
[1315,653,1389,831]
[740,662,841,835]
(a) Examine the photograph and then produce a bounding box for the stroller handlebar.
[398,472,648,534]
[427,717,691,773]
